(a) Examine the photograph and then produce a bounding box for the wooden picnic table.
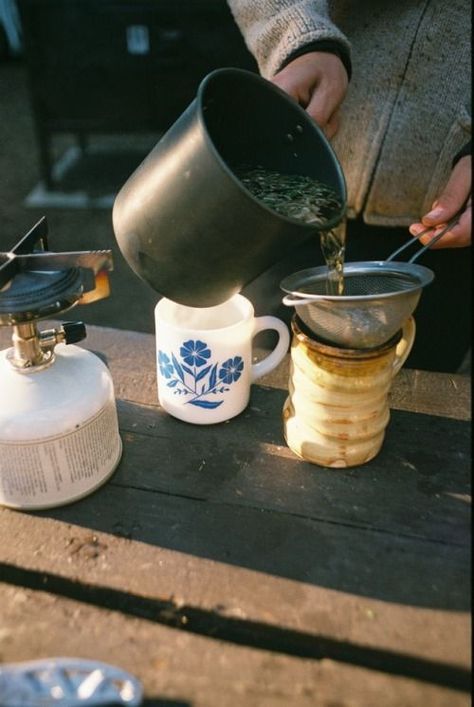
[0,324,471,706]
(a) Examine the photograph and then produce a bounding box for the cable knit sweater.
[228,0,472,226]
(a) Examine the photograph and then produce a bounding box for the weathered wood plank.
[105,391,470,546]
[0,583,468,707]
[0,325,470,419]
[0,389,470,668]
[81,325,472,420]
[0,475,470,670]
[0,324,470,706]
[29,483,472,613]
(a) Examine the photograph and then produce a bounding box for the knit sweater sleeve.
[227,0,351,79]
[452,140,471,166]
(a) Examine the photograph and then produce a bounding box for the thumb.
[422,156,471,225]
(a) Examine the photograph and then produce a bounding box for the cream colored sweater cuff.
[227,0,351,78]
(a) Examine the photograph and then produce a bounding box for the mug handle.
[251,316,290,382]
[392,316,416,377]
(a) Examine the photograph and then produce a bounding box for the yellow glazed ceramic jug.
[283,317,415,468]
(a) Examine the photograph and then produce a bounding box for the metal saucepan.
[113,67,346,307]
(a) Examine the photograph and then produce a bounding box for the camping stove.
[0,217,122,510]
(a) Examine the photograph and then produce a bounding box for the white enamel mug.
[155,294,290,424]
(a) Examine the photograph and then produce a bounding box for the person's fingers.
[304,71,347,130]
[304,92,334,130]
[272,52,348,136]
[421,155,471,226]
[304,77,344,130]
[270,74,339,138]
[409,202,471,248]
[272,69,332,127]
[272,70,311,104]
[322,110,340,139]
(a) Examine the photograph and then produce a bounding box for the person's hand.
[271,52,349,139]
[409,155,471,248]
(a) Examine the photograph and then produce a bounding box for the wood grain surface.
[0,324,470,418]
[0,324,470,706]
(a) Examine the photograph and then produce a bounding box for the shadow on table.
[2,560,470,694]
[38,389,470,613]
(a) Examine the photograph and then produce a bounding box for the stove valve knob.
[60,321,87,344]
[39,321,87,354]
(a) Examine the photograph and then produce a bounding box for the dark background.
[0,0,257,333]
[0,0,470,373]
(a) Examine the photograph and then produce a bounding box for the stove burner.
[0,269,84,321]
[0,217,113,325]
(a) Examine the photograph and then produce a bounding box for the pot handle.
[392,316,416,377]
[282,294,317,307]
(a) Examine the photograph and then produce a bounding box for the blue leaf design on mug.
[209,363,218,390]
[189,399,223,409]
[172,353,185,382]
[196,365,212,382]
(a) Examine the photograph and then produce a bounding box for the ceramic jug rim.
[292,316,402,359]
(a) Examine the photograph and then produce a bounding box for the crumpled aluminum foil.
[0,658,143,706]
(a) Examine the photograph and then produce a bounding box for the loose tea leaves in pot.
[236,166,346,295]
[236,166,343,227]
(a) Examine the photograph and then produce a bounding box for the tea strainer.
[281,213,461,349]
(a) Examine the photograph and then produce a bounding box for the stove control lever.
[39,321,86,351]
[59,321,87,344]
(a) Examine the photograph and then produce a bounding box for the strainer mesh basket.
[302,270,420,297]
[281,261,435,349]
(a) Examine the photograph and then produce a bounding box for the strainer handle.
[386,210,463,263]
[282,294,319,307]
[407,213,462,262]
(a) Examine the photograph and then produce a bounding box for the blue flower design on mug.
[219,357,244,384]
[158,340,244,409]
[158,351,174,379]
[180,340,211,367]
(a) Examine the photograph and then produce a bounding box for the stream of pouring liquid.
[236,167,346,294]
[320,219,347,295]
